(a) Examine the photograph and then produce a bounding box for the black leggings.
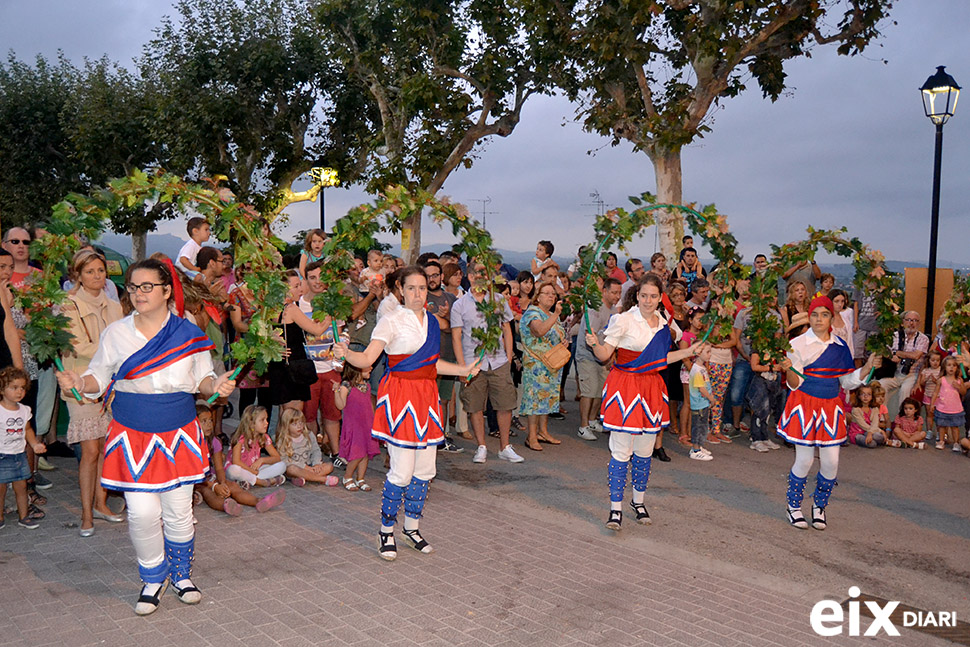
[238,387,272,417]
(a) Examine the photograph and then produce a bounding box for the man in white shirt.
[451,263,521,464]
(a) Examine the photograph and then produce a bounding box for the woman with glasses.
[56,258,236,615]
[61,250,125,537]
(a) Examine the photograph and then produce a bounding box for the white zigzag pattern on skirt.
[601,390,668,432]
[104,426,204,482]
[777,403,847,446]
[375,394,442,441]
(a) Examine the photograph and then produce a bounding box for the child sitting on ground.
[931,355,967,451]
[687,345,714,461]
[194,404,285,514]
[891,398,926,448]
[226,405,287,488]
[0,367,46,530]
[871,383,890,436]
[847,385,887,448]
[334,363,380,490]
[274,408,338,486]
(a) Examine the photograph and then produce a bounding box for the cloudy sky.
[2,1,968,265]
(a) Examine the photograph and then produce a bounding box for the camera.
[899,357,915,375]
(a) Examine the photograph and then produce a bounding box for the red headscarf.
[808,296,834,332]
[160,257,185,318]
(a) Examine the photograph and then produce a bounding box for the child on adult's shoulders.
[176,216,211,278]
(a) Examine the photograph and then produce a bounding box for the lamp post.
[920,66,960,336]
[308,167,340,230]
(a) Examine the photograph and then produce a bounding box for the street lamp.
[919,66,960,335]
[308,167,340,230]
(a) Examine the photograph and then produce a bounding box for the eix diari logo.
[811,586,958,637]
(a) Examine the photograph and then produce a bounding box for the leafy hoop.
[313,185,506,355]
[17,168,289,376]
[566,193,745,343]
[747,227,903,365]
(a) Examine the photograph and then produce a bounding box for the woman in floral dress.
[520,282,565,450]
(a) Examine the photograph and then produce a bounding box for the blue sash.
[799,342,855,399]
[614,326,671,374]
[104,314,215,404]
[388,313,440,374]
[112,392,197,433]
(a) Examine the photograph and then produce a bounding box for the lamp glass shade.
[921,66,961,125]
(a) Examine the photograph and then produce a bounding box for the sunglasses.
[5,239,30,245]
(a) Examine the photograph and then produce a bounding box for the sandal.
[26,504,45,520]
[402,528,433,554]
[538,435,561,445]
[606,510,622,531]
[677,434,692,447]
[343,478,359,491]
[355,480,372,492]
[172,580,202,605]
[629,501,651,525]
[787,506,809,530]
[378,531,397,561]
[524,440,543,452]
[488,429,501,438]
[28,490,47,506]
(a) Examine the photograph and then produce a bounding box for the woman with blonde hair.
[61,249,125,536]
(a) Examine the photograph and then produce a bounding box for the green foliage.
[748,228,902,364]
[567,193,742,341]
[16,170,288,374]
[313,186,506,354]
[938,273,970,352]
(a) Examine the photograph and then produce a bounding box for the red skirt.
[600,369,669,434]
[373,374,444,449]
[776,390,848,446]
[101,418,209,493]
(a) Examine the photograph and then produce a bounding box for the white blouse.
[82,313,217,398]
[376,294,402,323]
[603,307,682,352]
[371,307,430,356]
[787,328,866,391]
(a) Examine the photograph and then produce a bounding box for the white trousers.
[386,444,437,487]
[226,461,286,485]
[791,444,840,480]
[125,484,195,574]
[608,432,657,462]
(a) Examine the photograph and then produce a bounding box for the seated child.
[194,404,284,514]
[274,408,338,486]
[891,398,926,448]
[226,405,287,488]
[847,385,887,448]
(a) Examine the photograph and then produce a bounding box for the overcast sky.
[2,1,968,264]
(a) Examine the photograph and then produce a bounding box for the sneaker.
[18,516,40,529]
[441,440,464,453]
[723,424,741,438]
[577,426,598,441]
[749,440,769,453]
[738,421,750,432]
[549,412,565,420]
[31,472,53,490]
[689,449,713,461]
[498,445,525,463]
[953,444,962,453]
[936,440,946,450]
[762,439,781,450]
[472,445,487,464]
[916,442,925,450]
[699,446,712,456]
[37,457,56,471]
[590,420,604,433]
[332,456,347,469]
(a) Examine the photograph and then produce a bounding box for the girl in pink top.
[891,398,926,448]
[930,356,967,451]
[226,406,287,487]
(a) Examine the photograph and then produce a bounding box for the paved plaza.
[2,404,968,647]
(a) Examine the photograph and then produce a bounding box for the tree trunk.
[402,210,422,265]
[651,149,685,265]
[132,231,147,261]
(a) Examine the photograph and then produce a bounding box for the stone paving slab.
[0,455,953,647]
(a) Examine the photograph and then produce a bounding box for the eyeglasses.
[5,239,29,245]
[425,272,441,278]
[125,282,166,294]
[903,317,919,322]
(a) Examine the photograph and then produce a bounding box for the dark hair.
[680,246,698,260]
[898,397,922,418]
[397,265,427,289]
[691,278,709,291]
[442,263,463,287]
[602,277,622,291]
[650,252,665,266]
[0,248,10,258]
[754,254,767,262]
[385,268,402,293]
[186,217,208,237]
[624,258,642,274]
[283,268,301,283]
[515,270,534,298]
[126,258,174,291]
[606,252,617,262]
[439,250,459,262]
[416,252,439,267]
[538,240,554,256]
[423,260,442,273]
[682,235,693,244]
[341,361,367,386]
[197,246,222,271]
[0,366,30,391]
[828,288,848,307]
[305,259,326,275]
[620,274,665,314]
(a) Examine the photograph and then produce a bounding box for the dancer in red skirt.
[57,259,236,615]
[585,275,705,530]
[335,266,480,561]
[778,296,881,530]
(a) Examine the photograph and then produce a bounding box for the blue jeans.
[728,360,754,408]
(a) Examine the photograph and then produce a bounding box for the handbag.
[282,319,318,386]
[524,320,571,371]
